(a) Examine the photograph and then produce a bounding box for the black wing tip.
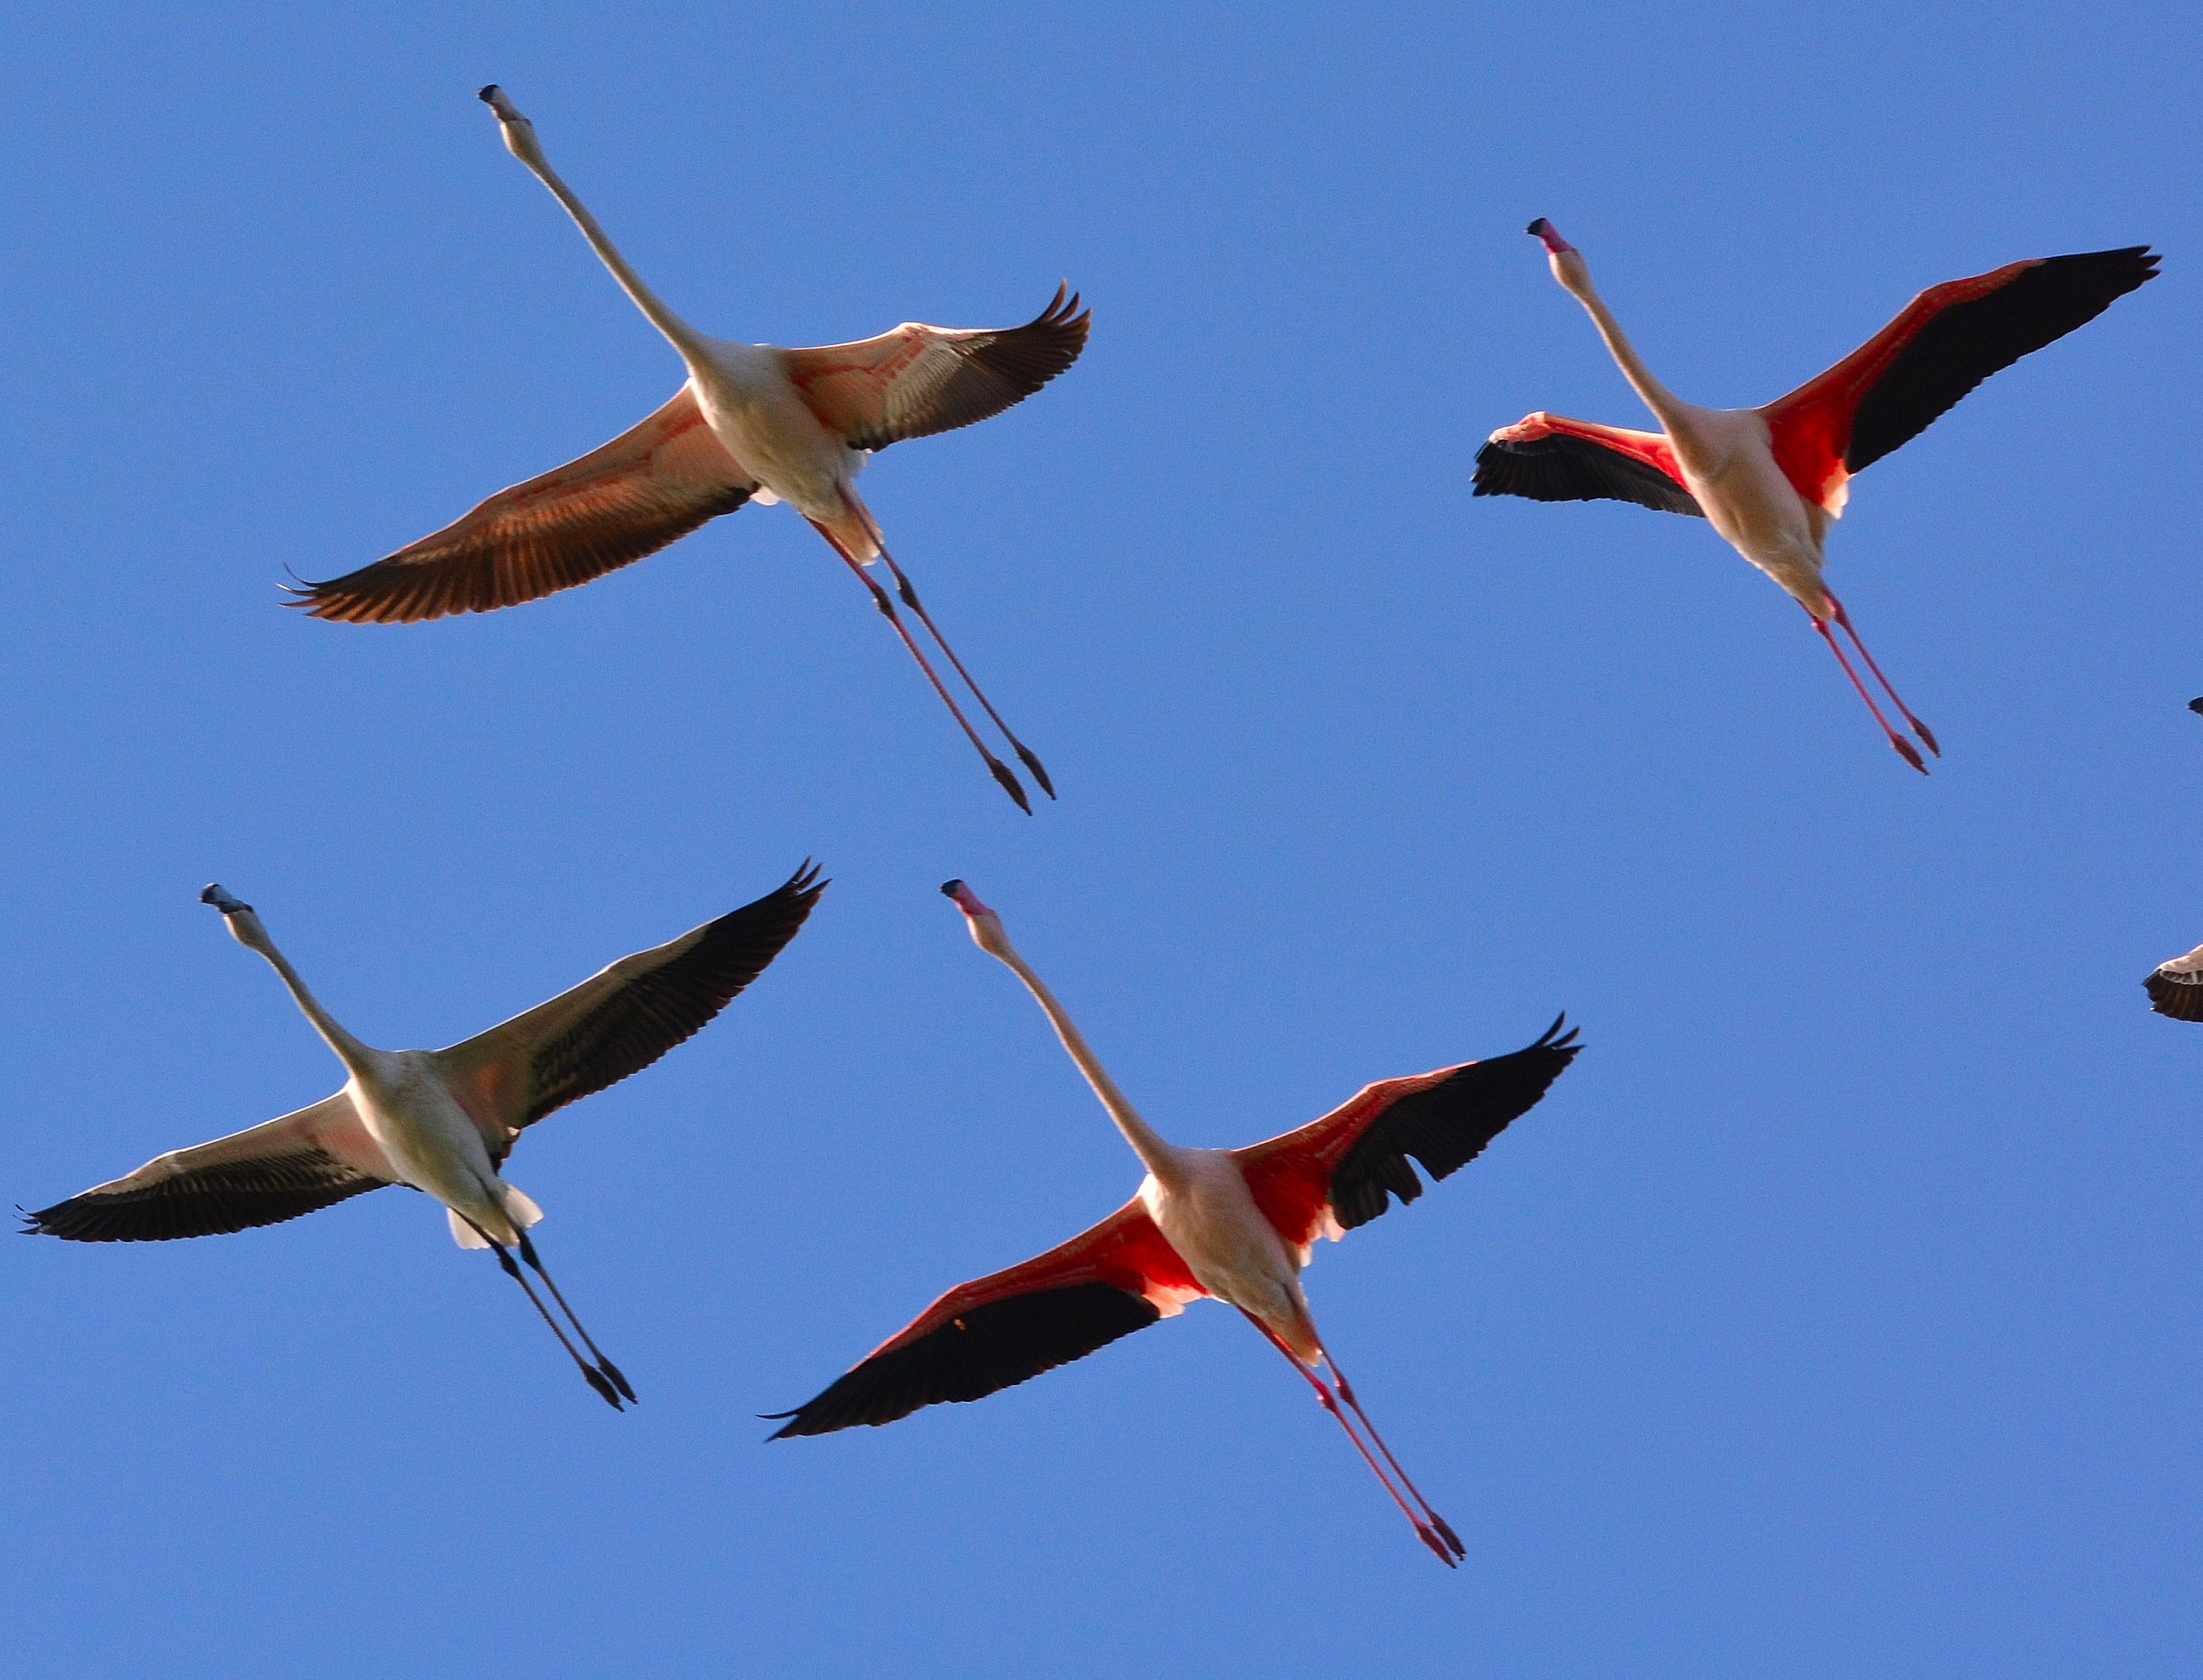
[1527,1011,1583,1056]
[2144,969,2203,1022]
[2050,243,2159,279]
[19,1195,137,1242]
[1470,438,1506,493]
[757,1379,901,1439]
[777,858,830,903]
[1034,280,1092,336]
[2030,244,2161,306]
[762,1406,822,1440]
[1492,1013,1583,1092]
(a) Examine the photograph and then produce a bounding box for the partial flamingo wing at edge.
[766,1194,1202,1436]
[2144,939,2203,1023]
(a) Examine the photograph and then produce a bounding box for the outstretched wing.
[780,285,1090,453]
[289,386,757,624]
[766,1196,1203,1438]
[1762,246,2159,511]
[1235,1017,1582,1252]
[22,1092,397,1242]
[2144,940,2203,1022]
[432,864,826,1159]
[1473,414,1704,517]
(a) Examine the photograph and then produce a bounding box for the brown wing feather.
[289,387,756,624]
[781,286,1090,452]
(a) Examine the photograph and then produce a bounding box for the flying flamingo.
[1476,221,2158,771]
[289,88,1090,812]
[2144,937,2203,1021]
[768,880,1580,1565]
[24,865,825,1408]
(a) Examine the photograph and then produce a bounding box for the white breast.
[1141,1150,1306,1327]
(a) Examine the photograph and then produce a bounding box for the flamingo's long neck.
[248,932,376,1079]
[498,119,710,362]
[1557,261,1690,434]
[990,942,1185,1184]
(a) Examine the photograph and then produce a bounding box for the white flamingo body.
[1137,1149,1321,1362]
[1659,408,1832,610]
[339,1049,535,1248]
[26,868,827,1408]
[683,345,867,535]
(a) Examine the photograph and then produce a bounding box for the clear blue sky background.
[2,3,2197,1674]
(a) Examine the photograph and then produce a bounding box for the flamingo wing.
[766,1196,1203,1437]
[289,386,758,624]
[1473,414,1704,517]
[21,1092,397,1242]
[1234,1017,1581,1251]
[1762,246,2158,512]
[431,864,825,1159]
[2144,941,2203,1022]
[779,285,1090,452]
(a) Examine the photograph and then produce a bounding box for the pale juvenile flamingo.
[1477,221,2157,771]
[769,880,1580,1566]
[24,865,825,1407]
[292,87,1089,812]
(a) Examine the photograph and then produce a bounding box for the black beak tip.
[939,879,963,899]
[1526,218,1547,237]
[2186,697,2203,715]
[477,84,500,104]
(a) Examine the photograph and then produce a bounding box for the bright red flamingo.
[769,880,1580,1565]
[292,89,1089,812]
[1476,222,2157,771]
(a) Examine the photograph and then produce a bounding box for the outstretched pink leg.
[1825,590,1939,757]
[1325,1351,1464,1561]
[810,522,1032,812]
[877,548,1056,800]
[1810,614,1928,773]
[1242,1312,1459,1566]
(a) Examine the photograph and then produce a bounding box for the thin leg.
[1811,616,1928,774]
[1826,592,1939,757]
[516,1229,635,1405]
[463,1216,623,1410]
[1325,1352,1464,1562]
[811,525,1031,812]
[1242,1312,1458,1567]
[877,550,1055,800]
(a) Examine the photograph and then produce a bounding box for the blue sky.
[2,2,2198,1674]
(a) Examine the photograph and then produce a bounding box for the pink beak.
[1526,218,1575,255]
